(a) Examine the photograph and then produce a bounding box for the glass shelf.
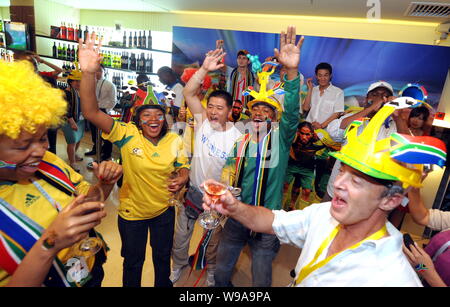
[35,34,171,54]
[38,54,157,75]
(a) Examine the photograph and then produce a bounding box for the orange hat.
[181,68,212,91]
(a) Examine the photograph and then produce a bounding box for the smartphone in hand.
[403,233,415,251]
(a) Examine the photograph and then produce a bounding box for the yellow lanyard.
[294,224,388,286]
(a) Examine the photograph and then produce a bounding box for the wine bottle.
[130,53,136,71]
[138,31,142,48]
[138,53,143,72]
[71,45,76,61]
[68,23,74,41]
[84,26,89,41]
[52,42,57,58]
[61,22,67,40]
[57,43,62,59]
[142,30,147,50]
[133,32,137,48]
[147,31,152,50]
[62,44,67,60]
[128,32,133,49]
[124,52,129,70]
[75,45,79,61]
[123,31,127,47]
[78,24,82,40]
[66,45,71,61]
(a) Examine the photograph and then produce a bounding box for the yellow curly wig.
[0,60,67,139]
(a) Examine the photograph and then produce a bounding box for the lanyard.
[294,224,388,286]
[30,179,63,212]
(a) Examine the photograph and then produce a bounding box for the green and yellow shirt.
[103,121,190,220]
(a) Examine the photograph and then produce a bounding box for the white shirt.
[428,209,450,232]
[306,84,344,124]
[168,83,184,108]
[96,79,117,111]
[272,202,423,287]
[189,119,242,188]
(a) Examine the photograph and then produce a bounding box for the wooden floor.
[55,129,427,287]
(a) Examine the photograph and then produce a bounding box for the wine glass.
[168,171,182,208]
[198,178,241,230]
[71,185,104,257]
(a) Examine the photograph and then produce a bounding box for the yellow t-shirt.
[103,121,190,220]
[0,151,91,286]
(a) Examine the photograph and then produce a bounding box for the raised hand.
[201,49,226,72]
[78,32,103,74]
[274,25,304,70]
[306,77,314,90]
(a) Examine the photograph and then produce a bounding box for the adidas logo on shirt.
[25,193,40,207]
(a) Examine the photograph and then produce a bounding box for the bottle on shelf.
[78,24,82,40]
[138,31,142,48]
[141,30,147,50]
[75,45,79,61]
[74,24,78,41]
[138,52,145,72]
[52,42,57,58]
[128,32,133,49]
[147,31,152,50]
[130,53,136,71]
[66,45,71,61]
[60,22,67,40]
[63,44,67,60]
[145,53,152,73]
[57,43,62,59]
[68,23,74,41]
[70,45,74,61]
[133,32,137,48]
[84,26,89,41]
[123,31,127,47]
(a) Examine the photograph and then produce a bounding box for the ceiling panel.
[31,0,450,23]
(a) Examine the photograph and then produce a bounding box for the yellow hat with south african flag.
[330,97,446,188]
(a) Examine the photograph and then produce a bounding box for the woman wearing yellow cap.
[78,33,190,287]
[0,60,123,287]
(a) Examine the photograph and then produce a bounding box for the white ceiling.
[4,0,450,22]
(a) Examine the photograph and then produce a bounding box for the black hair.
[409,106,430,121]
[137,74,150,85]
[298,121,314,132]
[237,50,249,57]
[133,104,168,137]
[315,62,333,75]
[157,66,176,76]
[207,90,233,109]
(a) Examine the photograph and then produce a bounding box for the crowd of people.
[0,25,448,288]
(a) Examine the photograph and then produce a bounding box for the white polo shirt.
[272,202,423,287]
[306,83,344,125]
